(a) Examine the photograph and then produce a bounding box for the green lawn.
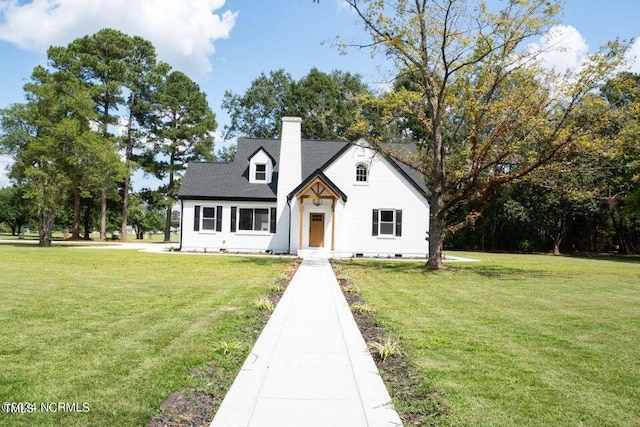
[0,244,292,426]
[338,252,640,427]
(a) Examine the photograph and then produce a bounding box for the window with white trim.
[372,209,402,236]
[255,164,267,181]
[239,208,269,231]
[193,205,222,232]
[202,207,216,230]
[355,163,368,182]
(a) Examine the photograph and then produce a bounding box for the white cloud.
[527,25,589,74]
[626,38,640,73]
[0,0,237,77]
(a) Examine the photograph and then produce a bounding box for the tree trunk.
[425,117,446,270]
[100,189,107,241]
[121,175,130,241]
[72,187,81,239]
[38,208,55,247]
[427,207,446,270]
[10,225,16,236]
[82,203,91,239]
[552,210,565,256]
[164,152,175,243]
[121,95,135,241]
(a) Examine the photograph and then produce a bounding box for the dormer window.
[355,163,369,183]
[255,164,267,181]
[248,147,275,184]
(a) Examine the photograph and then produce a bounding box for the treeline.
[1,28,639,255]
[221,70,640,255]
[0,29,215,245]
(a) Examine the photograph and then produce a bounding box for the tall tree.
[49,29,156,241]
[340,0,627,269]
[0,67,98,246]
[145,70,217,242]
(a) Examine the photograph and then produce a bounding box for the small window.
[255,164,267,181]
[238,208,270,231]
[202,207,216,230]
[379,210,395,235]
[355,163,368,182]
[372,209,402,237]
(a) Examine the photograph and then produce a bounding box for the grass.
[0,244,293,426]
[338,252,640,427]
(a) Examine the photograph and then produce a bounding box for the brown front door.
[309,213,325,247]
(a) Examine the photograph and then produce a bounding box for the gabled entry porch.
[288,170,347,253]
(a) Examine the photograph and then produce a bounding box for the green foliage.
[351,302,374,315]
[0,186,33,235]
[368,335,403,362]
[214,340,246,356]
[254,295,274,311]
[221,68,382,141]
[341,0,628,268]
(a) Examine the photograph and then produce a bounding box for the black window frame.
[372,209,402,237]
[238,207,271,232]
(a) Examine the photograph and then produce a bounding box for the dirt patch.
[148,390,214,427]
[335,268,451,427]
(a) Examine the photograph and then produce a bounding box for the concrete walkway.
[210,255,403,427]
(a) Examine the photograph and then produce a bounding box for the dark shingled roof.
[177,138,427,200]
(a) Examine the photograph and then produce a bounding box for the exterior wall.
[181,199,284,253]
[323,145,430,257]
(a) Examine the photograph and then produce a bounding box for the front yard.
[338,253,640,426]
[0,244,292,426]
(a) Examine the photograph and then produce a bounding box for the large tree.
[0,67,99,246]
[145,70,217,242]
[49,29,157,241]
[339,0,627,269]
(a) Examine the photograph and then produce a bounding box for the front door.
[309,213,325,247]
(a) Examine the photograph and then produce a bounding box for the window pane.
[356,164,368,182]
[254,209,269,231]
[380,223,394,235]
[380,210,394,222]
[202,207,215,230]
[255,164,267,181]
[239,209,253,230]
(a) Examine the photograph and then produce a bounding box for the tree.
[0,186,33,235]
[127,192,164,239]
[49,29,155,241]
[145,70,217,242]
[339,0,627,269]
[0,67,98,246]
[597,72,640,253]
[222,68,382,141]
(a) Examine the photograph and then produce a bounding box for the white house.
[177,117,430,257]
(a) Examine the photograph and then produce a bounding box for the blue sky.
[1,0,639,188]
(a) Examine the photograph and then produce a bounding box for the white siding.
[323,145,430,257]
[181,200,284,253]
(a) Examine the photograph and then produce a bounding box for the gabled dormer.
[248,147,276,184]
